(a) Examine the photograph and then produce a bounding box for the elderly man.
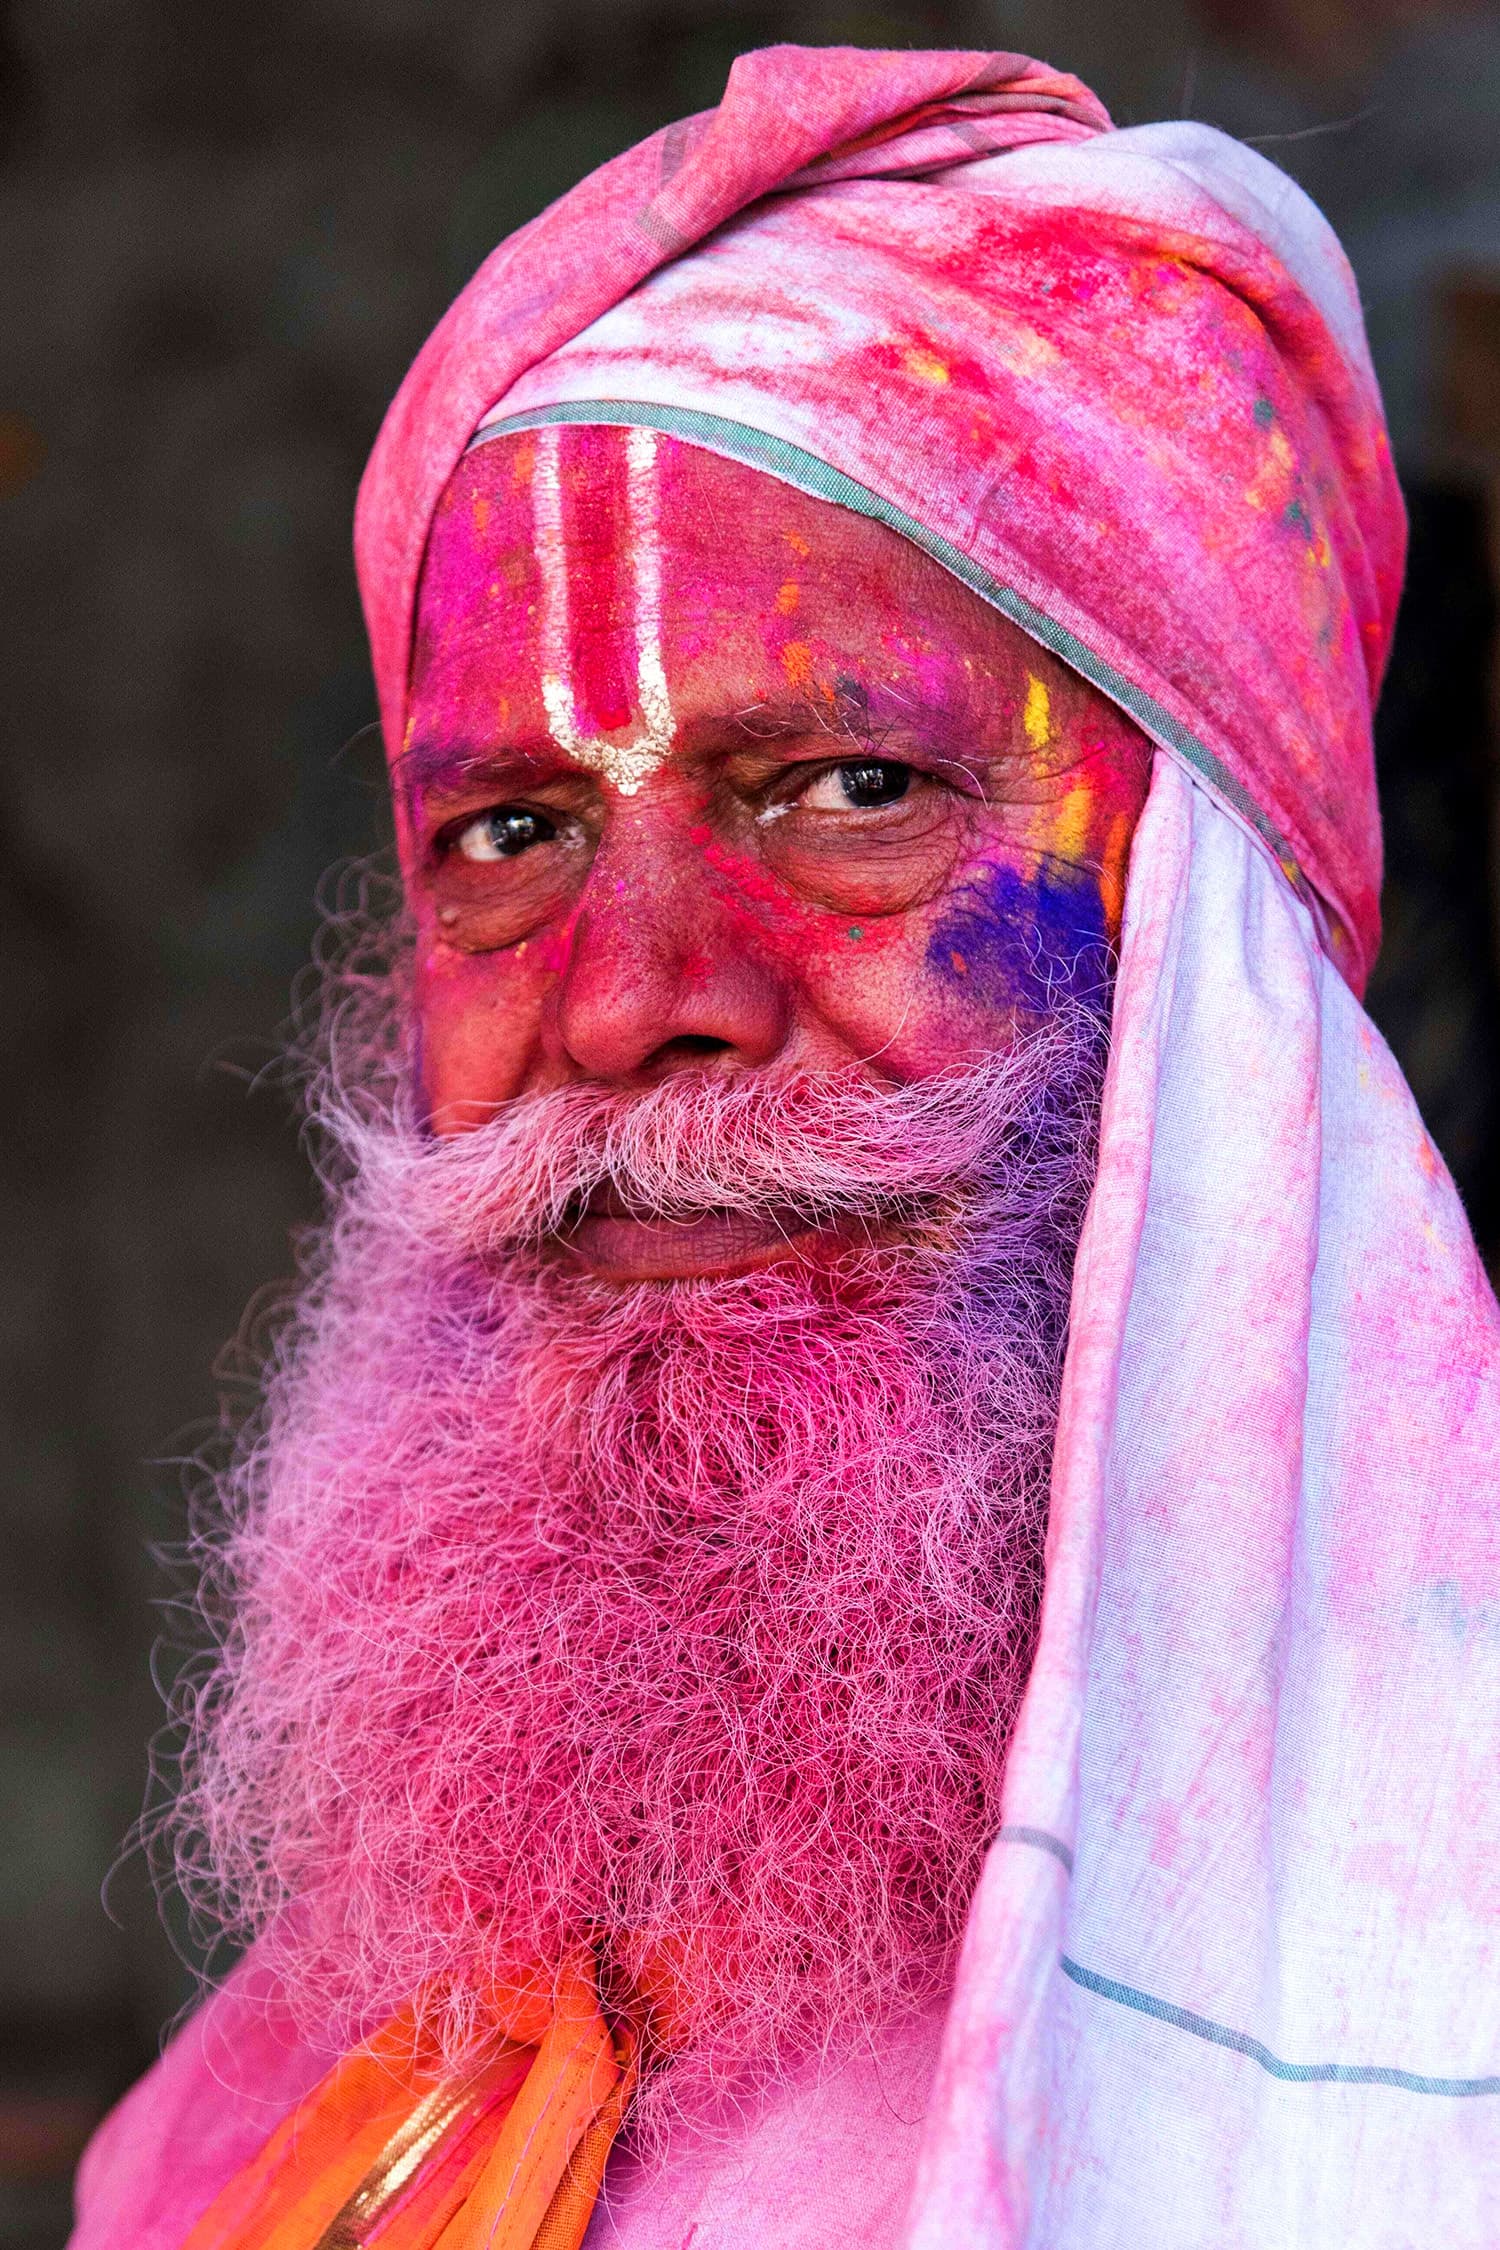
[72,44,1499,2250]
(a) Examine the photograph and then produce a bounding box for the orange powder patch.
[781,640,815,694]
[1099,810,1134,939]
[776,580,800,615]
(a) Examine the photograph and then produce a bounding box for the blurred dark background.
[3,2,1499,2241]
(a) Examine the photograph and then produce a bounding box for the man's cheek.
[925,854,1112,1014]
[416,947,549,1126]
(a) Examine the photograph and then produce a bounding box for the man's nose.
[547,814,791,1085]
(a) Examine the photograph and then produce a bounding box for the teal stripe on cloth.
[997,1825,1075,1876]
[474,400,1320,928]
[1060,1957,1500,2097]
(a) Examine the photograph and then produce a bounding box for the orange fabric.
[178,1961,630,2250]
[530,2044,638,2250]
[430,1959,618,2250]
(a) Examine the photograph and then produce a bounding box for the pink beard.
[172,1008,1101,2121]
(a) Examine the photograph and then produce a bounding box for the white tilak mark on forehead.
[623,424,675,792]
[532,424,676,797]
[533,426,583,766]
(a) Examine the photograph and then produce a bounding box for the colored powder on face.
[1098,810,1135,940]
[1023,676,1051,751]
[555,426,635,735]
[1048,774,1094,866]
[530,424,677,796]
[927,856,1111,1013]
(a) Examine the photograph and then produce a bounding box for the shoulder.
[68,1953,331,2250]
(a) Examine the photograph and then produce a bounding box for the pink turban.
[356,44,1404,992]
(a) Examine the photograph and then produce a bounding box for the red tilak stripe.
[559,425,636,737]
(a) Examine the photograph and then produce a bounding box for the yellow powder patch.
[1048,779,1093,866]
[781,640,815,694]
[902,346,950,384]
[1023,675,1052,751]
[776,579,800,615]
[785,530,811,559]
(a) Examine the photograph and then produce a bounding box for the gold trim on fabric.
[310,2043,531,2248]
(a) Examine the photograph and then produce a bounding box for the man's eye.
[454,806,558,861]
[801,760,913,811]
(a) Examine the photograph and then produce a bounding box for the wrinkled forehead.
[411,420,948,650]
[410,422,681,794]
[404,421,1066,787]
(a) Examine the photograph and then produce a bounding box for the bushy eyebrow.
[395,704,874,801]
[394,735,561,806]
[715,688,895,754]
[397,681,967,815]
[717,688,988,790]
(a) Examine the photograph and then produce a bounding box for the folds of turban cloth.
[71,43,1499,2250]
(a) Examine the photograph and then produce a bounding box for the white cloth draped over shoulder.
[912,757,1500,2247]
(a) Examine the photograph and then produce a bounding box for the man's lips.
[560,1184,829,1281]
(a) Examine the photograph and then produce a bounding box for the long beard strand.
[168,1005,1102,2113]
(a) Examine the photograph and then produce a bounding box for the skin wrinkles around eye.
[408,688,1083,955]
[761,760,910,818]
[726,732,990,832]
[398,736,588,840]
[444,757,949,869]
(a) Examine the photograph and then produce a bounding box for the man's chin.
[556,1206,839,1282]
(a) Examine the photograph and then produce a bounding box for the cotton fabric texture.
[72,45,1499,2250]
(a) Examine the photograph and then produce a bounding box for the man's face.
[182,431,1147,2076]
[401,426,1150,1277]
